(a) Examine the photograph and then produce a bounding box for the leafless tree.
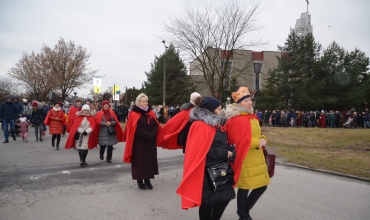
[0,76,19,101]
[8,38,99,101]
[8,51,53,101]
[42,38,99,100]
[163,1,264,102]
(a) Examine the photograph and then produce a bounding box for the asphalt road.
[0,128,369,220]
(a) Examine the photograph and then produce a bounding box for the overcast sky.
[1,0,369,98]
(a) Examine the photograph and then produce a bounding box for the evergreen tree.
[143,44,194,106]
[258,31,370,112]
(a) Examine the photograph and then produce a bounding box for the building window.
[253,63,262,90]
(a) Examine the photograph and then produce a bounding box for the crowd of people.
[1,88,271,220]
[257,109,370,129]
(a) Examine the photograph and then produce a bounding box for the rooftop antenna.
[306,0,309,12]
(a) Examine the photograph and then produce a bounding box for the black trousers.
[199,201,229,220]
[237,186,267,218]
[52,134,61,146]
[100,145,113,160]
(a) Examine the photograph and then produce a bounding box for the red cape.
[225,114,255,185]
[44,110,66,126]
[176,121,216,209]
[123,110,160,163]
[66,106,80,133]
[94,110,124,144]
[156,108,192,149]
[64,115,98,149]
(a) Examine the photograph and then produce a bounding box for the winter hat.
[59,101,63,106]
[102,100,110,106]
[5,95,12,99]
[20,117,27,123]
[64,101,69,106]
[232,86,251,103]
[200,96,220,112]
[32,101,38,107]
[81,104,90,111]
[190,92,201,106]
[22,98,28,103]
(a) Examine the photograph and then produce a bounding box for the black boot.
[82,150,88,166]
[144,179,153,189]
[78,150,83,166]
[52,139,55,147]
[137,180,146,190]
[56,144,59,150]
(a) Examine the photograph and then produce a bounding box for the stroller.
[14,118,21,135]
[343,117,354,128]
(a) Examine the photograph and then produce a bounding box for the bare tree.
[8,51,54,101]
[43,38,100,100]
[163,1,263,102]
[8,38,99,101]
[0,76,19,101]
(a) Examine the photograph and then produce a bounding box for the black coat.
[131,105,159,180]
[202,127,236,203]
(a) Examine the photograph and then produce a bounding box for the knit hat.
[81,104,90,111]
[5,95,12,99]
[190,92,201,106]
[32,101,38,107]
[232,86,251,103]
[200,96,220,112]
[59,101,63,106]
[20,117,27,123]
[102,100,110,106]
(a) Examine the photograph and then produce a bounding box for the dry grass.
[262,126,370,179]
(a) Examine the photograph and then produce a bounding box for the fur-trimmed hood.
[190,107,227,127]
[180,102,194,111]
[225,103,253,119]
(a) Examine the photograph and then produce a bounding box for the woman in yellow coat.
[225,87,269,220]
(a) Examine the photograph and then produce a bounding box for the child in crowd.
[17,117,30,142]
[22,110,30,120]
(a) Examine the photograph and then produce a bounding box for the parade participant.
[64,104,97,166]
[13,96,23,117]
[123,93,161,190]
[16,117,30,142]
[44,102,66,150]
[0,95,18,143]
[95,100,124,163]
[177,96,235,219]
[225,86,269,220]
[30,101,45,142]
[156,92,201,152]
[66,98,82,133]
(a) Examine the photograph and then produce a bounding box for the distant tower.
[290,0,313,36]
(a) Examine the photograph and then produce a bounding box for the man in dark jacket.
[30,101,45,142]
[0,95,18,143]
[13,96,23,117]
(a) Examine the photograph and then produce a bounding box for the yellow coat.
[225,104,270,190]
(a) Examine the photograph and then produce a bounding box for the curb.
[276,161,370,183]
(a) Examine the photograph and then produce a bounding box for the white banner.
[93,78,102,86]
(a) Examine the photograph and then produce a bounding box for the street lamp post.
[162,40,167,106]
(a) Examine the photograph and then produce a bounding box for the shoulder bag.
[263,146,276,178]
[107,126,117,135]
[206,161,235,192]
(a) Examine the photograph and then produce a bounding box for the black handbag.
[206,161,235,192]
[107,126,117,135]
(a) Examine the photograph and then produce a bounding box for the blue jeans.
[3,119,15,141]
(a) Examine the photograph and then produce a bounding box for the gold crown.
[231,87,250,103]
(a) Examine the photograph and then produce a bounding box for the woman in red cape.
[156,92,201,152]
[225,86,270,220]
[177,96,235,220]
[94,100,124,163]
[123,93,161,190]
[66,98,82,133]
[64,104,98,166]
